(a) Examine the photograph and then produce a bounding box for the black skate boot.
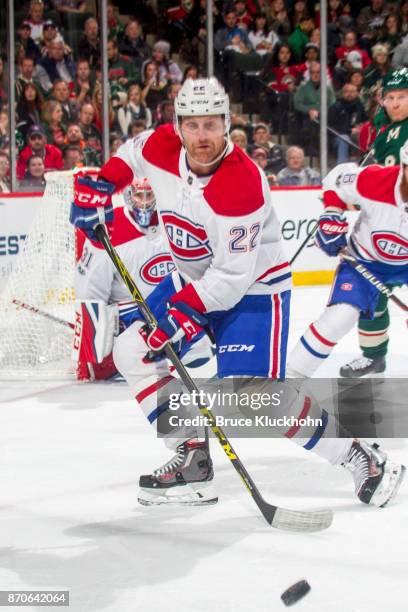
[339,355,386,378]
[138,439,218,506]
[342,440,406,507]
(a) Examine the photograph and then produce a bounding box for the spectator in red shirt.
[261,42,304,93]
[260,42,304,132]
[234,0,252,31]
[335,30,371,69]
[359,86,382,153]
[17,124,63,180]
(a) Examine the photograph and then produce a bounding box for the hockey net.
[0,170,89,379]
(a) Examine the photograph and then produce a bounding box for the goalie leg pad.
[72,300,119,365]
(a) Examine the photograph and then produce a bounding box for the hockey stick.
[311,118,377,166]
[289,221,318,266]
[94,223,333,532]
[341,253,408,312]
[311,117,364,153]
[11,299,74,329]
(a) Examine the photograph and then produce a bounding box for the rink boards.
[0,187,356,293]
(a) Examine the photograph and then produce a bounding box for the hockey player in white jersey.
[70,78,404,509]
[73,178,176,380]
[289,150,408,376]
[286,148,408,503]
[73,178,213,380]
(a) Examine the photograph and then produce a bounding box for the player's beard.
[185,137,228,172]
[191,140,221,162]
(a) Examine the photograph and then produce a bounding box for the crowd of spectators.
[1,0,408,192]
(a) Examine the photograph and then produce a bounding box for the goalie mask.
[124,178,156,227]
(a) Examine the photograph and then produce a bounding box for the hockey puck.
[281,579,311,606]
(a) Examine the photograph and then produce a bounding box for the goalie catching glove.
[70,174,116,241]
[315,212,348,257]
[141,300,208,353]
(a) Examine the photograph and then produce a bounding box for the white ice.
[1,285,407,612]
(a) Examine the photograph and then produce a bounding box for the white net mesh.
[0,171,78,379]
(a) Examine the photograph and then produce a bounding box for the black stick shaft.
[289,221,318,266]
[311,117,362,152]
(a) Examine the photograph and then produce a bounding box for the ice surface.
[1,286,407,612]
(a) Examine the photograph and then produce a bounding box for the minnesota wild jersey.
[374,119,408,165]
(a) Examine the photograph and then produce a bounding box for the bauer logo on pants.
[372,231,408,263]
[140,253,176,285]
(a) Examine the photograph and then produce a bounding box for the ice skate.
[138,439,218,506]
[339,356,386,378]
[342,440,406,507]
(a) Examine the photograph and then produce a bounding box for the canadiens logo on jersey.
[140,253,176,284]
[371,231,408,263]
[160,211,213,261]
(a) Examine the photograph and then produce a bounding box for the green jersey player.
[340,68,408,377]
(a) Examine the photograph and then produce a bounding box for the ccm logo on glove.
[76,193,111,206]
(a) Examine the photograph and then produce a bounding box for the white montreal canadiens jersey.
[75,206,175,303]
[323,163,408,266]
[110,124,291,313]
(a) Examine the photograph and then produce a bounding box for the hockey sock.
[358,294,390,359]
[113,321,202,450]
[288,303,360,377]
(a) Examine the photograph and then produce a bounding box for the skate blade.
[379,463,406,508]
[338,374,385,386]
[138,496,218,507]
[137,482,219,507]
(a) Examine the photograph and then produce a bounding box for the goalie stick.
[341,253,408,312]
[94,222,333,532]
[12,299,74,329]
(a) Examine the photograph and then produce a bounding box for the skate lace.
[345,446,370,491]
[153,446,185,477]
[348,356,372,371]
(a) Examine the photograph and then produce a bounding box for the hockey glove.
[70,174,116,241]
[142,301,208,353]
[315,213,348,257]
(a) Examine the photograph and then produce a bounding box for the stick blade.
[271,507,333,533]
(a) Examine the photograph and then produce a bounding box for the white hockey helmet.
[400,139,408,165]
[174,77,231,133]
[124,178,156,227]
